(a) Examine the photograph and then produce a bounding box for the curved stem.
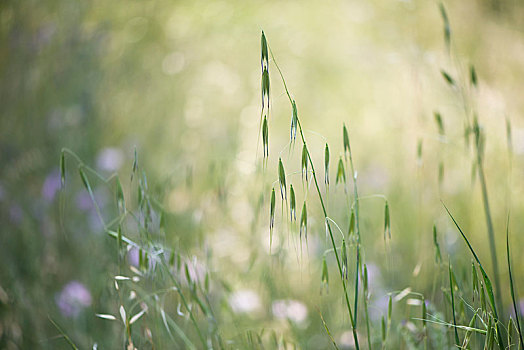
[269,44,360,350]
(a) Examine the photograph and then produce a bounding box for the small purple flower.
[42,169,61,202]
[56,281,92,318]
[96,148,124,173]
[127,248,139,267]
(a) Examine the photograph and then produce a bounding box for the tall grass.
[48,5,524,350]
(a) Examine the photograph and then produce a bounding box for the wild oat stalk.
[438,2,503,321]
[262,32,360,349]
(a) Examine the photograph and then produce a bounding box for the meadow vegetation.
[1,0,524,349]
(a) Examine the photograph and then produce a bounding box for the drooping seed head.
[300,201,307,239]
[441,70,456,87]
[79,167,90,193]
[289,184,296,221]
[261,31,268,68]
[343,124,350,156]
[439,3,451,52]
[434,112,445,136]
[278,158,286,201]
[301,143,308,183]
[471,261,479,300]
[290,100,298,143]
[341,238,348,280]
[470,64,478,87]
[321,256,329,294]
[336,157,346,185]
[348,208,355,238]
[116,178,125,214]
[262,67,270,110]
[262,115,269,158]
[270,187,276,231]
[508,318,516,347]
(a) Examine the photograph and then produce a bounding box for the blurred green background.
[1,0,524,348]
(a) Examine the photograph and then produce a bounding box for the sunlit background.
[2,0,524,348]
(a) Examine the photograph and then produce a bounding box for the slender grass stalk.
[437,1,504,330]
[343,124,362,329]
[267,39,360,350]
[474,123,504,320]
[362,264,372,349]
[449,259,460,346]
[318,308,341,350]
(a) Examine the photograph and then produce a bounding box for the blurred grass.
[1,0,524,348]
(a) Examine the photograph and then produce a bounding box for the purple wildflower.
[56,281,92,318]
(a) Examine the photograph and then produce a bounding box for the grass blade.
[506,214,524,348]
[449,259,460,346]
[443,203,505,348]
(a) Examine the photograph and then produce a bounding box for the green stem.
[476,150,503,321]
[267,46,360,349]
[268,45,360,350]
